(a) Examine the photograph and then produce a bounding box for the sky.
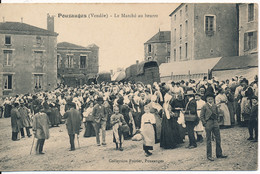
[0,3,179,72]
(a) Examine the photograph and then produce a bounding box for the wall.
[0,33,57,96]
[239,3,258,56]
[57,46,99,87]
[193,3,238,59]
[144,42,170,65]
[170,3,195,62]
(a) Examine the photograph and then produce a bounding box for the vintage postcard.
[0,2,258,172]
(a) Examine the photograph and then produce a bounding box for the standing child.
[140,105,156,157]
[248,96,258,142]
[110,106,126,151]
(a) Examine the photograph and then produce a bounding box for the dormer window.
[36,36,42,45]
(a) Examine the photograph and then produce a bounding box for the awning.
[160,57,221,77]
[212,67,258,82]
[111,71,126,81]
[212,54,258,71]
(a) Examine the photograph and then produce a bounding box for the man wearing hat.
[200,92,228,161]
[184,89,198,149]
[248,95,258,142]
[11,102,22,141]
[63,102,81,151]
[92,96,108,146]
[19,99,32,138]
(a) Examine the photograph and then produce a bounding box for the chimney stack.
[110,69,113,75]
[47,13,54,32]
[2,17,5,22]
[136,60,139,64]
[21,17,23,23]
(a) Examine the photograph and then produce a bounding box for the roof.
[145,31,171,44]
[169,3,184,16]
[111,71,126,81]
[0,22,58,36]
[57,42,87,50]
[212,54,258,71]
[160,57,221,77]
[86,44,99,49]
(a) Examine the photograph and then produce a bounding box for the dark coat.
[200,103,219,126]
[92,104,107,123]
[250,104,258,121]
[19,106,31,128]
[64,108,81,135]
[11,108,21,132]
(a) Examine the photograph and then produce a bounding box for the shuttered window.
[3,50,12,66]
[248,4,254,22]
[3,75,12,90]
[244,31,257,51]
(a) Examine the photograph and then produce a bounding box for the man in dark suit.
[63,102,81,151]
[200,92,228,161]
[92,96,108,146]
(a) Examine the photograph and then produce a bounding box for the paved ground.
[0,117,258,171]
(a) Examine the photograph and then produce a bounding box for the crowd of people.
[0,74,258,160]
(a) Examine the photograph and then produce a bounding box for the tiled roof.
[145,31,171,44]
[0,22,58,36]
[86,44,99,49]
[57,42,87,50]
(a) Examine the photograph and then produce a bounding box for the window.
[185,20,188,37]
[3,75,12,90]
[147,57,152,61]
[185,5,188,12]
[36,36,42,45]
[166,57,170,63]
[174,49,176,61]
[3,50,12,66]
[179,46,182,60]
[80,56,86,69]
[174,15,176,21]
[185,43,188,59]
[180,24,182,39]
[166,43,171,53]
[205,16,215,32]
[5,36,11,45]
[248,4,254,22]
[66,55,73,68]
[180,10,182,19]
[34,74,43,89]
[148,44,152,53]
[244,31,257,50]
[34,51,43,68]
[174,28,176,43]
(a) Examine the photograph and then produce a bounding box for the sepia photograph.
[0,2,258,171]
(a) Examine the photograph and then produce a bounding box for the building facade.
[144,31,171,65]
[170,3,238,62]
[238,3,258,56]
[0,15,58,96]
[57,42,99,87]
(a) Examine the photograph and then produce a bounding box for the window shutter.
[244,33,248,50]
[253,31,257,49]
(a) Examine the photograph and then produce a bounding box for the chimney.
[136,60,139,64]
[2,17,5,22]
[110,69,113,75]
[47,13,54,32]
[21,17,23,23]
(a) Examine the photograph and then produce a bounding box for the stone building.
[169,3,238,62]
[144,31,171,65]
[0,15,58,96]
[238,3,258,56]
[57,42,99,87]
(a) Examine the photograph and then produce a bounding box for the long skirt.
[84,121,96,137]
[154,113,162,143]
[241,97,250,121]
[227,101,235,125]
[194,110,204,134]
[219,103,231,126]
[160,116,182,149]
[4,104,12,118]
[142,123,155,149]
